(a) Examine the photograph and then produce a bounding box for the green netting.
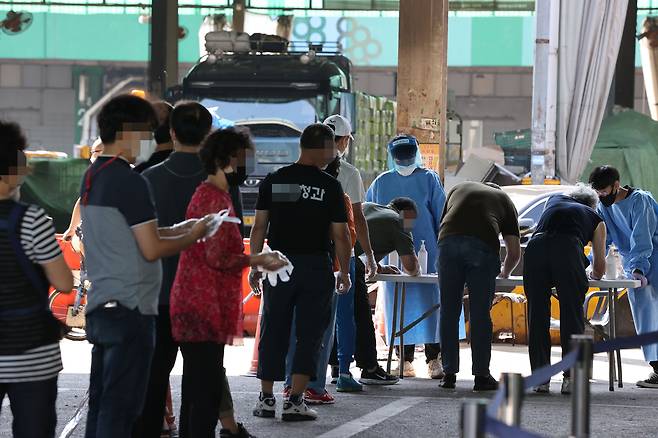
[20,158,88,233]
[580,110,658,198]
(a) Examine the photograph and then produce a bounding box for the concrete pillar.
[531,0,558,183]
[233,0,246,33]
[148,0,178,97]
[396,0,449,178]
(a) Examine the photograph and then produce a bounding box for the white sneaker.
[392,361,416,377]
[561,377,572,395]
[428,358,445,380]
[282,398,318,422]
[252,394,276,418]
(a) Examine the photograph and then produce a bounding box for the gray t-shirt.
[80,157,162,315]
[355,202,415,261]
[337,159,365,204]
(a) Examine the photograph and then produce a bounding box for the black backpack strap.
[6,203,50,309]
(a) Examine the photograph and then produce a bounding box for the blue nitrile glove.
[633,271,649,288]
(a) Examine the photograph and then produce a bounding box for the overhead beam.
[395,0,449,178]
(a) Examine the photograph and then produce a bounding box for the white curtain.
[556,0,628,183]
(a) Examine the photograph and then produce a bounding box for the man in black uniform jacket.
[249,123,352,422]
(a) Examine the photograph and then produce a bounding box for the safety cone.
[247,295,264,376]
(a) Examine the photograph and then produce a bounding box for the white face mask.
[136,139,157,165]
[396,164,417,177]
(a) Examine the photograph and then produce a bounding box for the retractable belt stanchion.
[570,335,594,438]
[498,372,524,427]
[461,399,487,438]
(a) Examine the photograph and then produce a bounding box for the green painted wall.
[0,11,650,67]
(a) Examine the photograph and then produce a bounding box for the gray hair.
[568,183,599,209]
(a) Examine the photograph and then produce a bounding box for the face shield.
[386,135,423,176]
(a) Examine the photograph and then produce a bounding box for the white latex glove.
[257,245,294,287]
[262,263,294,287]
[203,209,241,240]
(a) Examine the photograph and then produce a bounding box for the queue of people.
[3,92,658,438]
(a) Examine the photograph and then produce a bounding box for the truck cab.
[168,35,355,233]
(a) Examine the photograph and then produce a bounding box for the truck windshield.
[200,98,314,177]
[199,98,318,130]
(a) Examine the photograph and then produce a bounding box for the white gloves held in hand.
[203,209,242,241]
[258,245,294,287]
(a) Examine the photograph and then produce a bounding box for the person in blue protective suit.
[366,134,446,379]
[589,165,658,388]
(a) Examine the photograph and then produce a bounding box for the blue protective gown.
[597,189,658,362]
[367,168,445,346]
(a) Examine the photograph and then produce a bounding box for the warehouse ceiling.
[0,0,537,12]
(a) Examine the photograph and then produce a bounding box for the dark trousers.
[0,376,57,438]
[330,258,378,370]
[439,235,499,376]
[524,234,588,378]
[133,306,178,438]
[353,258,379,369]
[258,254,335,381]
[85,306,155,438]
[178,342,225,438]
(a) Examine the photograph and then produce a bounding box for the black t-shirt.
[256,163,347,254]
[143,152,205,305]
[134,149,173,174]
[534,194,603,245]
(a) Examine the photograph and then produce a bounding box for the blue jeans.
[85,305,156,438]
[438,236,499,376]
[336,257,357,373]
[285,293,339,392]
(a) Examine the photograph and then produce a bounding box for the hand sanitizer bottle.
[605,245,618,280]
[418,240,428,275]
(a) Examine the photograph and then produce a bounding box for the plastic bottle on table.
[418,240,428,275]
[605,245,618,280]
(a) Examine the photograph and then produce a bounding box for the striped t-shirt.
[0,201,63,383]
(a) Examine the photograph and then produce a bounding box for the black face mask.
[599,189,617,207]
[225,168,247,187]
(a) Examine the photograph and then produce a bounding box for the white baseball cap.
[323,114,354,140]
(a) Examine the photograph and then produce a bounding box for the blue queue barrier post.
[498,372,524,427]
[570,335,594,438]
[461,399,487,438]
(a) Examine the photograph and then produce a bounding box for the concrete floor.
[2,339,658,437]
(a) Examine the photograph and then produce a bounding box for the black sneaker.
[359,366,400,385]
[440,373,456,389]
[637,372,658,388]
[220,423,256,438]
[473,375,499,392]
[330,366,339,385]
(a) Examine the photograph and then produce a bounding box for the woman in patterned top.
[0,120,73,437]
[169,127,287,438]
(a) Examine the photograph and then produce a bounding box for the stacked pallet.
[352,91,397,188]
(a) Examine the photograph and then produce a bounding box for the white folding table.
[374,274,639,390]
